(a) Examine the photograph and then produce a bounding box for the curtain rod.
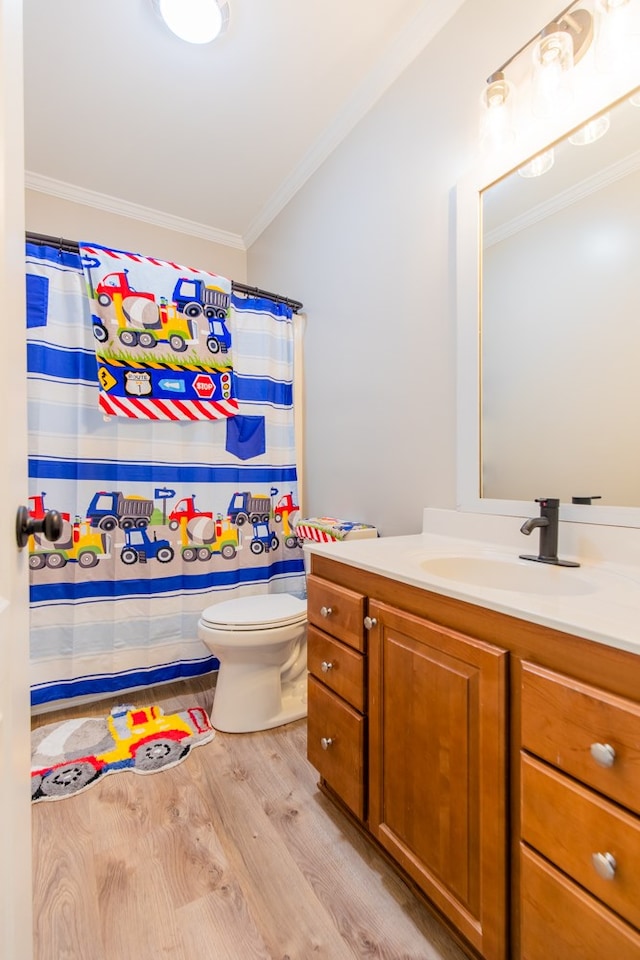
[25,231,304,314]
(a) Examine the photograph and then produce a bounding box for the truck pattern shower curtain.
[26,241,305,708]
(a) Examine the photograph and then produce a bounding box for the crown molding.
[25,171,246,251]
[25,0,465,252]
[242,0,466,247]
[484,148,640,248]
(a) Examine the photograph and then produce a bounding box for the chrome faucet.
[519,498,580,568]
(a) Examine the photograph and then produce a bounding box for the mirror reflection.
[481,88,640,508]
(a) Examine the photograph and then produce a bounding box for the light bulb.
[532,26,574,118]
[595,0,633,73]
[158,0,224,44]
[569,112,610,144]
[518,149,555,178]
[480,74,517,149]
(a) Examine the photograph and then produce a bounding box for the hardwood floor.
[32,678,467,960]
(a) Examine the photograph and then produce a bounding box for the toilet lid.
[201,593,307,630]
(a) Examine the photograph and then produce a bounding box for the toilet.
[198,593,308,733]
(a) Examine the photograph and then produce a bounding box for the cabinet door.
[368,601,507,960]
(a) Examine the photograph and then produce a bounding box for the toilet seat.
[201,593,306,631]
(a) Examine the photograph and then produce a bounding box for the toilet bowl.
[198,593,307,733]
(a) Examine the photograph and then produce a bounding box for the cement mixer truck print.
[93,270,231,354]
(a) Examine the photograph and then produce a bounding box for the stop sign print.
[193,374,216,399]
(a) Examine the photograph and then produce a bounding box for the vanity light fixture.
[154,0,229,44]
[569,111,611,143]
[481,3,596,141]
[517,148,555,178]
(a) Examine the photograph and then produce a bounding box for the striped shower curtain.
[26,241,305,709]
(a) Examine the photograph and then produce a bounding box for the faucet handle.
[535,497,559,508]
[571,496,602,505]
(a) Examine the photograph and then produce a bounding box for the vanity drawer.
[307,575,365,651]
[307,675,365,819]
[521,753,640,928]
[521,660,640,815]
[308,626,365,712]
[520,844,640,960]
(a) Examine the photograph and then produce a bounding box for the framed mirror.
[457,83,640,526]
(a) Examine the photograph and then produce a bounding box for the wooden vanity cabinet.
[306,553,640,960]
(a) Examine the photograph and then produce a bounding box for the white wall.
[25,190,248,281]
[25,0,566,539]
[247,0,560,536]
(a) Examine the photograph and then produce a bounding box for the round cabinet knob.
[363,616,377,630]
[320,606,333,618]
[592,851,617,881]
[590,742,616,768]
[320,737,334,750]
[320,660,333,673]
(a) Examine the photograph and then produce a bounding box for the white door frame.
[0,1,34,957]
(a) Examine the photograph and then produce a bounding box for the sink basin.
[419,555,595,596]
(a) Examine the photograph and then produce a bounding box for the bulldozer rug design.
[31,703,215,802]
[80,242,238,421]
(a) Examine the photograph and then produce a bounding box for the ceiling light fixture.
[155,0,229,45]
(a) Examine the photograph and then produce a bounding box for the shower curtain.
[26,241,305,709]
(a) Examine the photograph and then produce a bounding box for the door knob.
[16,506,63,548]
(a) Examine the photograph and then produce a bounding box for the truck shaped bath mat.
[31,704,214,800]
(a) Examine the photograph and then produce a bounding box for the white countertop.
[305,509,640,656]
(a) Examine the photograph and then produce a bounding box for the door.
[368,601,507,960]
[1,1,34,958]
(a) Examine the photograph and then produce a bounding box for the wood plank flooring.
[32,678,467,960]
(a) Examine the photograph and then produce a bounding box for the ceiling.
[23,0,463,248]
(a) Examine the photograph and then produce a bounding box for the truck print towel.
[80,243,238,421]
